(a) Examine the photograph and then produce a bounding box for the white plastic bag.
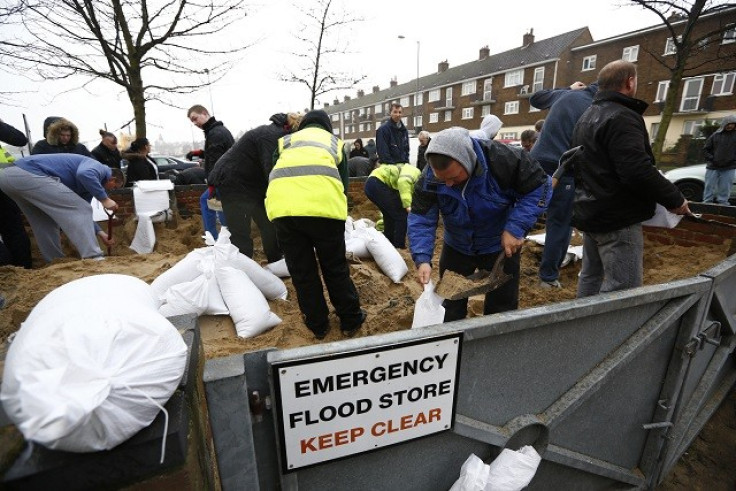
[412,281,446,328]
[642,203,684,228]
[486,446,542,491]
[264,258,291,278]
[361,227,408,283]
[1,274,187,452]
[216,266,282,338]
[450,454,491,491]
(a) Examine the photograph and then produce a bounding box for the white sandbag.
[345,234,371,259]
[345,216,355,233]
[412,281,445,328]
[353,217,376,230]
[486,446,542,491]
[450,454,491,491]
[362,227,408,283]
[150,248,210,299]
[129,212,157,254]
[216,266,282,338]
[159,274,210,317]
[198,257,229,315]
[1,274,187,452]
[642,203,684,228]
[264,258,290,277]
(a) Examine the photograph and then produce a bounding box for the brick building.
[324,7,736,155]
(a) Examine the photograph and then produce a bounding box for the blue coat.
[408,139,551,265]
[376,119,409,164]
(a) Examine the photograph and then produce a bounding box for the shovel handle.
[104,208,114,255]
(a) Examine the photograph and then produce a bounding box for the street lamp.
[204,68,215,116]
[398,35,421,134]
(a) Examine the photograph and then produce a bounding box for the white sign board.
[272,333,462,471]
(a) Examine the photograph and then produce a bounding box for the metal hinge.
[682,321,722,356]
[249,390,272,423]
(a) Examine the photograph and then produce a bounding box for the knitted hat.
[299,110,332,133]
[425,127,477,175]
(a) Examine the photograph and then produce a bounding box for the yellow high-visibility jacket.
[369,163,422,208]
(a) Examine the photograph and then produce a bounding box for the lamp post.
[204,68,215,116]
[398,35,421,134]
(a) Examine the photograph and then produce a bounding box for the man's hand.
[97,230,115,247]
[501,231,524,257]
[570,81,586,90]
[100,198,118,211]
[669,199,691,216]
[208,185,216,199]
[416,263,431,285]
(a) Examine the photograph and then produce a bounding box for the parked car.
[663,163,736,203]
[149,155,200,182]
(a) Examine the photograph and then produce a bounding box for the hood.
[270,113,288,127]
[469,115,503,140]
[716,114,736,133]
[45,118,80,146]
[426,127,477,176]
[299,110,332,133]
[42,116,63,137]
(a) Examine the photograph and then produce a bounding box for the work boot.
[341,309,367,338]
[539,279,562,289]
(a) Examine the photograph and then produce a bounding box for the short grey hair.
[418,130,430,139]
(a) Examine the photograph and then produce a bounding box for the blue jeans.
[577,223,644,298]
[703,168,735,204]
[200,189,226,240]
[364,176,408,248]
[539,175,575,282]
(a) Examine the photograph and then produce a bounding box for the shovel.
[435,254,513,301]
[684,213,736,229]
[104,208,115,255]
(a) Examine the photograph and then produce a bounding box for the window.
[415,92,423,106]
[333,129,339,136]
[712,72,735,96]
[444,110,452,122]
[462,107,474,120]
[723,25,736,44]
[655,81,669,103]
[374,103,382,114]
[429,89,441,102]
[414,115,423,128]
[375,122,381,130]
[400,96,410,107]
[650,123,659,141]
[429,112,439,123]
[445,87,453,107]
[462,81,476,96]
[504,69,523,87]
[504,101,519,115]
[343,111,349,119]
[582,55,596,71]
[481,105,491,117]
[358,107,365,116]
[680,77,704,111]
[346,125,352,133]
[401,117,408,126]
[500,132,517,140]
[532,67,544,93]
[529,104,540,113]
[683,120,707,137]
[483,78,493,101]
[331,114,339,122]
[664,36,681,55]
[622,45,639,62]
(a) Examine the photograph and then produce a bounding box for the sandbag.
[345,234,371,259]
[1,274,187,452]
[361,227,408,283]
[264,258,291,278]
[486,446,542,491]
[216,266,282,338]
[150,248,209,299]
[450,454,490,491]
[412,281,445,328]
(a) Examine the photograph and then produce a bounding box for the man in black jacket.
[571,60,690,297]
[207,113,300,261]
[0,119,32,271]
[188,104,234,240]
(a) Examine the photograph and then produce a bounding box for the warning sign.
[272,333,462,471]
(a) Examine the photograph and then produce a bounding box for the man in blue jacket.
[408,127,552,322]
[530,81,598,288]
[376,103,410,164]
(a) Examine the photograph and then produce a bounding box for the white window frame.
[461,81,476,96]
[529,104,540,113]
[358,107,365,116]
[331,114,339,122]
[445,87,453,107]
[342,111,349,119]
[722,25,736,44]
[415,92,423,106]
[655,81,669,103]
[400,96,410,107]
[414,115,423,128]
[664,36,681,55]
[582,55,596,71]
[680,77,704,112]
[374,103,382,114]
[375,122,381,130]
[483,78,493,101]
[683,120,706,137]
[444,110,452,122]
[429,112,439,123]
[504,101,519,115]
[462,107,474,120]
[532,67,544,93]
[346,125,352,133]
[428,89,441,102]
[500,132,517,140]
[622,45,639,62]
[401,117,408,126]
[712,72,735,96]
[504,69,523,87]
[481,105,491,117]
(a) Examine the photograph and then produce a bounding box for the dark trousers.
[219,188,281,263]
[0,190,32,268]
[439,243,520,322]
[539,175,575,282]
[274,216,362,334]
[364,176,407,248]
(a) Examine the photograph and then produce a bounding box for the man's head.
[597,60,638,97]
[535,119,545,132]
[99,130,117,150]
[418,131,431,146]
[299,109,332,133]
[425,127,477,187]
[105,168,126,190]
[721,115,736,132]
[520,129,538,152]
[58,129,72,145]
[187,104,210,128]
[390,103,403,123]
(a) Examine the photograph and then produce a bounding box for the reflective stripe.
[282,134,340,166]
[269,164,341,182]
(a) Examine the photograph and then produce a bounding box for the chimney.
[357,89,364,98]
[373,85,380,93]
[333,98,339,105]
[324,102,330,108]
[344,95,352,102]
[390,77,398,87]
[479,46,490,60]
[438,60,449,73]
[523,28,534,46]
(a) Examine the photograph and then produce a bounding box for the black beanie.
[299,110,332,133]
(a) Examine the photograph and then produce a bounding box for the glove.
[208,185,215,199]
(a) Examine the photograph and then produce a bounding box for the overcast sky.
[3,0,662,152]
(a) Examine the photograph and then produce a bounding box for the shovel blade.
[437,255,513,301]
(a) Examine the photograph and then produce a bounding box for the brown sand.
[0,214,733,488]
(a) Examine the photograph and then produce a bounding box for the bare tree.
[1,0,250,138]
[629,0,736,161]
[281,0,365,111]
